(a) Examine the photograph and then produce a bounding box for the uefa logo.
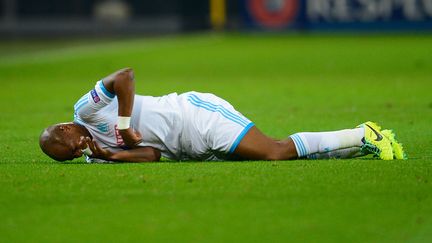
[247,0,299,28]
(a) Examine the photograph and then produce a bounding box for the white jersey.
[74,80,254,162]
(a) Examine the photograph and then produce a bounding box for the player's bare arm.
[82,68,161,162]
[102,68,142,148]
[82,136,161,162]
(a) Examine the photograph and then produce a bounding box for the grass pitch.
[0,34,431,242]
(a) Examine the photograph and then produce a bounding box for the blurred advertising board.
[243,0,432,30]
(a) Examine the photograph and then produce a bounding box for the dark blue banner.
[243,0,432,30]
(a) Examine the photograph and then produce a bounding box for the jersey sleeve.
[73,80,116,123]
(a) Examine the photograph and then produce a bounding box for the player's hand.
[118,128,143,148]
[83,137,113,161]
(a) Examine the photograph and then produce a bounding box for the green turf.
[0,34,431,242]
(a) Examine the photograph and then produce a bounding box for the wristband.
[117,116,131,130]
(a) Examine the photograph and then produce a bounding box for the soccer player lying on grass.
[39,68,406,163]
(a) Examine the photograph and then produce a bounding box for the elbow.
[139,147,161,162]
[150,149,161,162]
[113,68,135,86]
[113,68,135,93]
[117,68,134,82]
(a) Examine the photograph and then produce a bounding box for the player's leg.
[233,126,367,160]
[234,121,398,161]
[232,126,298,160]
[290,128,365,157]
[183,92,395,161]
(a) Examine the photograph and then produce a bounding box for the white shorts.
[177,92,254,161]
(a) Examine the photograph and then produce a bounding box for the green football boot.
[382,129,407,160]
[358,121,394,160]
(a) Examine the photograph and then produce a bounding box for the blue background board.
[242,0,432,31]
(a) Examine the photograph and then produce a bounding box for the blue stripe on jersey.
[74,96,87,111]
[229,123,255,154]
[74,95,88,109]
[291,134,306,157]
[99,80,115,98]
[290,134,307,157]
[298,136,308,156]
[74,94,88,110]
[74,117,85,125]
[290,135,302,156]
[187,96,248,127]
[189,94,249,126]
[187,94,248,127]
[75,101,88,112]
[74,95,87,106]
[187,95,244,126]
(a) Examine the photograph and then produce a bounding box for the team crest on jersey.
[91,89,100,103]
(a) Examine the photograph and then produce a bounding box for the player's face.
[50,141,83,161]
[60,127,86,161]
[50,124,86,161]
